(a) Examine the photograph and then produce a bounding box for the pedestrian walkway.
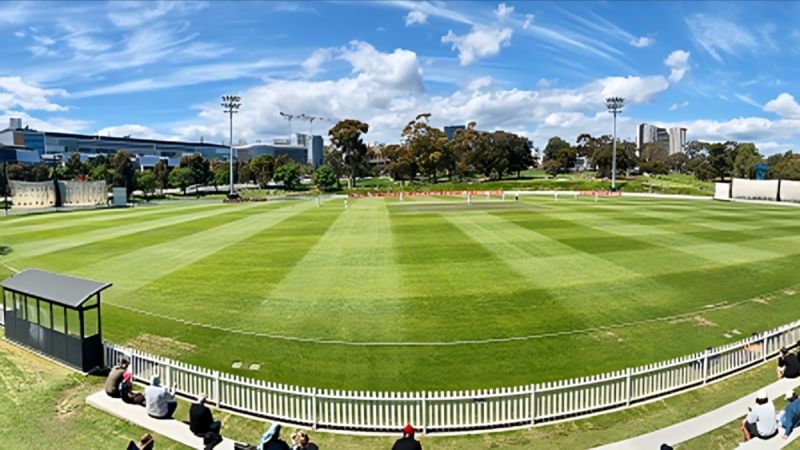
[595,378,800,449]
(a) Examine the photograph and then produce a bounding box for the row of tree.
[542,133,800,181]
[322,114,536,187]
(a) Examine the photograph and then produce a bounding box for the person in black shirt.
[392,425,422,450]
[777,347,800,379]
[189,394,222,436]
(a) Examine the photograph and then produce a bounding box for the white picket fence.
[105,319,800,435]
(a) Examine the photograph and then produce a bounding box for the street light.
[221,95,241,198]
[605,97,624,191]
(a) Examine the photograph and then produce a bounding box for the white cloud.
[0,111,89,133]
[0,76,67,111]
[466,76,493,91]
[405,10,427,26]
[97,124,166,140]
[685,14,757,62]
[522,14,534,30]
[664,50,690,82]
[0,2,31,26]
[302,48,333,76]
[669,101,689,111]
[441,26,513,65]
[386,1,473,25]
[494,3,514,21]
[630,36,654,48]
[763,93,800,118]
[13,30,24,38]
[734,93,761,108]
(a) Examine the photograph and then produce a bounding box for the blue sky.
[0,1,799,153]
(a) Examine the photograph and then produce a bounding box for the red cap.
[123,371,132,381]
[403,424,414,435]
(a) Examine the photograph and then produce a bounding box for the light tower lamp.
[221,95,241,198]
[605,96,625,191]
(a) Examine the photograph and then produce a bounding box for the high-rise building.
[668,127,687,155]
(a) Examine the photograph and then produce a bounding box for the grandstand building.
[0,118,325,169]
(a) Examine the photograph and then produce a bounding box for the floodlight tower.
[221,94,241,198]
[279,112,295,144]
[605,97,624,191]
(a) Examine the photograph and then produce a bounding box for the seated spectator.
[777,347,800,379]
[120,371,145,406]
[257,423,290,450]
[126,433,154,450]
[292,430,318,450]
[144,373,178,419]
[741,389,778,442]
[104,358,129,398]
[190,393,222,436]
[781,391,800,440]
[392,424,422,450]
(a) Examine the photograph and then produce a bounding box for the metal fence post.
[625,368,632,406]
[213,370,220,408]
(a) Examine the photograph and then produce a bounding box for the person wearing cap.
[741,389,778,442]
[189,393,221,436]
[777,347,800,379]
[120,371,145,406]
[144,373,178,419]
[392,424,422,450]
[781,390,800,439]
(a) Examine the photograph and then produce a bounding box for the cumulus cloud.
[466,76,493,91]
[405,10,427,26]
[441,26,513,65]
[494,3,514,21]
[665,50,690,82]
[630,36,654,48]
[0,76,68,111]
[97,124,166,139]
[302,48,333,76]
[522,14,534,29]
[763,93,800,118]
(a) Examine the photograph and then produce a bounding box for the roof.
[1,269,112,308]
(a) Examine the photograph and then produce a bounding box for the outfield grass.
[2,196,800,392]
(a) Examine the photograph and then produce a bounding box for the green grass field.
[2,195,800,391]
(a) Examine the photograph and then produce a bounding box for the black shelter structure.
[1,269,111,372]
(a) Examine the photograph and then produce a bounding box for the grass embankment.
[0,333,794,449]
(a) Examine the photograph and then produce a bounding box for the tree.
[329,118,369,188]
[7,163,26,181]
[237,161,253,185]
[250,154,276,188]
[136,171,157,201]
[543,136,575,175]
[448,121,482,180]
[312,165,338,191]
[63,152,87,180]
[506,133,535,178]
[273,161,303,189]
[640,142,668,163]
[472,131,509,180]
[89,165,112,186]
[31,164,50,182]
[707,142,735,180]
[667,152,689,174]
[768,152,800,180]
[402,113,447,182]
[382,143,416,183]
[154,160,170,191]
[639,160,669,175]
[168,167,193,195]
[732,143,762,179]
[210,161,229,192]
[323,146,346,188]
[180,153,210,187]
[111,150,136,195]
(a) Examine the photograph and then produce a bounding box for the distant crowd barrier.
[58,180,107,207]
[348,190,505,199]
[8,179,108,209]
[104,319,800,435]
[9,180,57,208]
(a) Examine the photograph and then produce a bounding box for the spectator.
[104,358,129,398]
[120,371,145,406]
[777,347,800,379]
[144,373,178,419]
[782,391,800,440]
[257,423,290,450]
[741,389,778,442]
[190,393,222,436]
[126,433,154,450]
[392,424,422,450]
[292,430,318,450]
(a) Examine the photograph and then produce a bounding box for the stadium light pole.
[605,97,624,191]
[221,95,241,198]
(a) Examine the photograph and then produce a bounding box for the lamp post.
[221,95,241,198]
[605,97,624,191]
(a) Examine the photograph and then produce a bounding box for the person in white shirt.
[741,389,778,442]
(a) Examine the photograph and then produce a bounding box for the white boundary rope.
[103,285,794,347]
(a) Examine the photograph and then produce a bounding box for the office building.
[444,125,466,140]
[668,127,687,155]
[636,123,682,155]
